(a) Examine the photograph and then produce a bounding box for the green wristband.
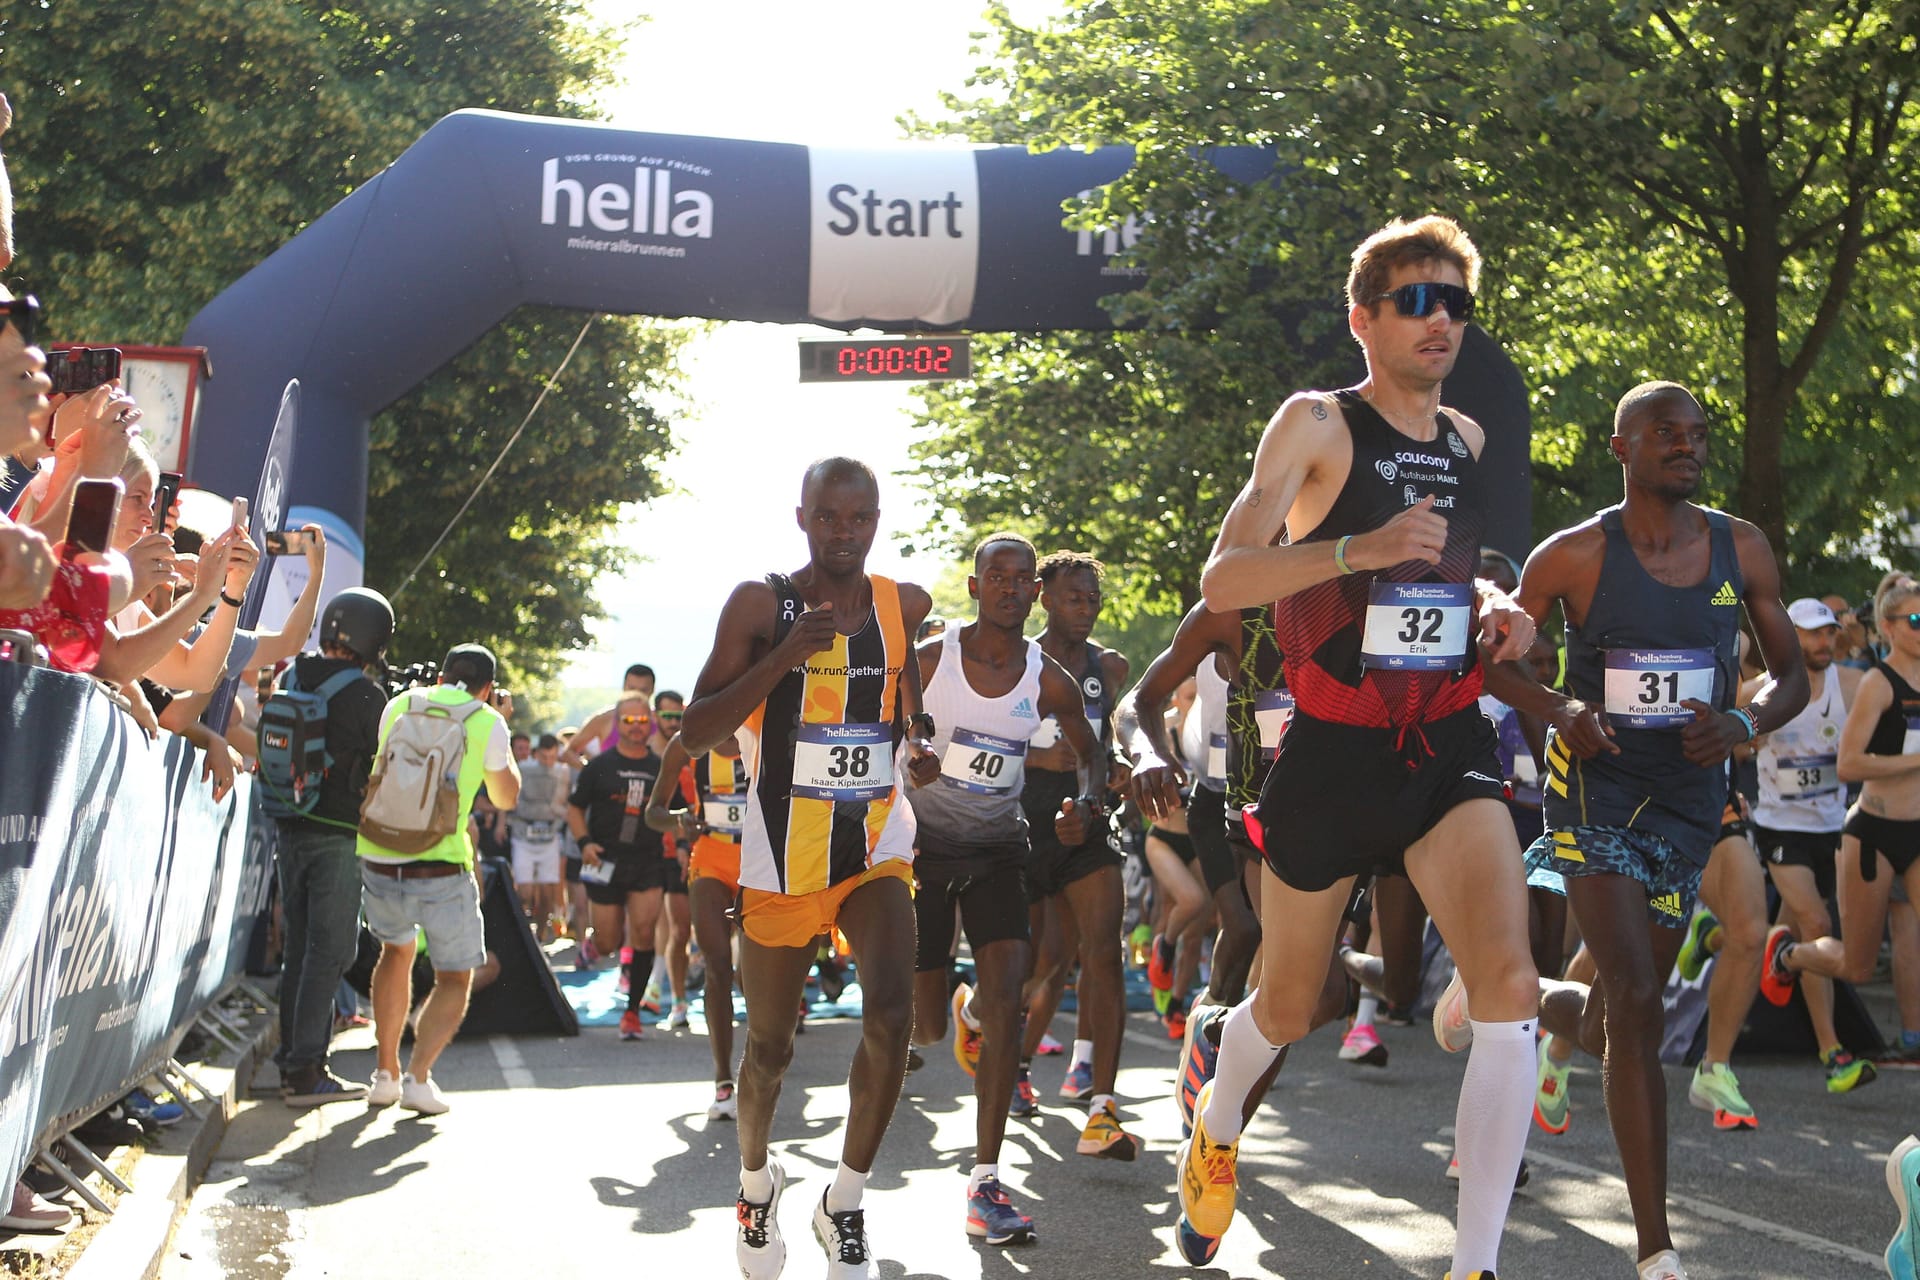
[1334,535,1356,575]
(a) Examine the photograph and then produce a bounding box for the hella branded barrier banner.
[184,110,1530,562]
[0,665,273,1194]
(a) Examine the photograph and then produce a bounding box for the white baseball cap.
[1786,597,1838,630]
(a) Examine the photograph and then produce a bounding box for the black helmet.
[319,587,394,664]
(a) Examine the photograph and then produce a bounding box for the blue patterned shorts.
[1523,825,1703,928]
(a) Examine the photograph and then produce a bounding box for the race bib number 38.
[1603,649,1715,728]
[941,727,1028,795]
[1360,582,1473,671]
[792,723,894,801]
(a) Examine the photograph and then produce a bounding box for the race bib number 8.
[703,794,748,835]
[1360,582,1473,671]
[791,723,894,801]
[941,727,1028,795]
[1256,689,1295,760]
[1776,754,1838,800]
[1603,649,1715,728]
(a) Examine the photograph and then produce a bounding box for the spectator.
[511,731,531,763]
[272,587,392,1106]
[0,280,55,615]
[360,643,520,1116]
[563,662,658,767]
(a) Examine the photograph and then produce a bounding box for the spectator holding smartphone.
[0,279,54,613]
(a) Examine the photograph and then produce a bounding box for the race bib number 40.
[1256,689,1295,760]
[941,727,1029,795]
[1360,582,1473,671]
[1603,649,1715,728]
[703,794,748,835]
[792,723,894,801]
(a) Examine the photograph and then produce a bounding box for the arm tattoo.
[1310,401,1328,420]
[1246,486,1263,508]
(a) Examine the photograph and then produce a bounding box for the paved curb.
[64,1013,277,1280]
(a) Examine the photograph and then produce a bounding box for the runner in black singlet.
[1501,381,1806,1280]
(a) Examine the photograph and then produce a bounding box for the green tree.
[3,0,689,684]
[913,0,1920,600]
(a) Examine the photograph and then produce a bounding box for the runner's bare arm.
[1836,668,1920,781]
[1120,601,1237,818]
[1202,393,1450,611]
[1482,528,1616,757]
[1037,654,1102,808]
[1678,522,1807,766]
[682,580,834,754]
[564,707,612,767]
[905,623,946,788]
[896,582,935,731]
[644,734,693,833]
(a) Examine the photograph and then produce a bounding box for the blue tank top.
[1543,506,1744,863]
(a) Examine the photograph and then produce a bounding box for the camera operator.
[272,586,392,1106]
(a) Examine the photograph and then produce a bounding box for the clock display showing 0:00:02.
[836,343,954,376]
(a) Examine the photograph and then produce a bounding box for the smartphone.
[577,859,615,886]
[0,629,44,667]
[231,496,248,531]
[63,477,124,559]
[263,529,315,556]
[153,471,183,525]
[47,346,123,397]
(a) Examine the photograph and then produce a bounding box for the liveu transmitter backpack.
[258,667,363,818]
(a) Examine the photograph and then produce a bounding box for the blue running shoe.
[122,1088,185,1128]
[1177,1002,1226,1138]
[1174,1213,1221,1266]
[1058,1059,1093,1101]
[965,1177,1036,1245]
[1888,1133,1919,1280]
[1008,1066,1038,1118]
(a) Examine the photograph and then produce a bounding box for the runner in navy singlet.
[1171,216,1542,1280]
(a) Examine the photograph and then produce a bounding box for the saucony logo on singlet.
[1710,582,1738,606]
[1463,771,1500,785]
[1010,697,1036,719]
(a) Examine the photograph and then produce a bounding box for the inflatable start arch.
[183,109,1531,584]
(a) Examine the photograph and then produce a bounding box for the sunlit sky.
[563,1,1061,693]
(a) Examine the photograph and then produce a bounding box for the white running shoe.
[1432,968,1473,1053]
[1637,1247,1688,1279]
[400,1075,451,1115]
[736,1158,786,1280]
[813,1191,877,1280]
[667,1002,691,1030]
[708,1081,738,1121]
[367,1068,402,1108]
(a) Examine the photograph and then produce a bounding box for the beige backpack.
[359,690,483,854]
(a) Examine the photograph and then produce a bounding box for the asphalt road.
[162,997,1913,1279]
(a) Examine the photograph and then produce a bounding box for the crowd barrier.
[0,664,273,1199]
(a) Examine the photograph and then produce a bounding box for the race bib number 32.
[1360,582,1473,671]
[792,723,894,801]
[1603,649,1715,728]
[941,727,1028,795]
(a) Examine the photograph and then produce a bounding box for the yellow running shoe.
[1076,1098,1141,1160]
[1176,1080,1239,1240]
[950,983,981,1078]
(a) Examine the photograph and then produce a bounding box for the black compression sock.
[627,949,656,1013]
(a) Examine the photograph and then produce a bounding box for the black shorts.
[1186,785,1241,896]
[1754,824,1840,900]
[1150,826,1196,863]
[1021,766,1119,901]
[1253,706,1507,893]
[913,840,1031,972]
[664,853,689,895]
[583,855,670,906]
[1843,807,1920,881]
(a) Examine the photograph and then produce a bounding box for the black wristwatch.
[906,712,936,739]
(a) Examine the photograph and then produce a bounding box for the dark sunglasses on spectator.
[658,712,684,722]
[0,295,42,348]
[620,714,652,726]
[1896,612,1920,632]
[1373,282,1474,321]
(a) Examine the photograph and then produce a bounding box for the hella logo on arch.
[539,156,715,238]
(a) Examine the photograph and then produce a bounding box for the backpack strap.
[312,668,363,703]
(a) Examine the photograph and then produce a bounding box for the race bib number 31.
[792,723,894,801]
[1256,689,1295,760]
[1360,582,1473,671]
[941,727,1028,795]
[1603,649,1715,728]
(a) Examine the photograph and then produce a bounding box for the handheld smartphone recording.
[264,529,316,556]
[63,477,124,560]
[231,496,249,531]
[47,347,124,397]
[153,471,183,526]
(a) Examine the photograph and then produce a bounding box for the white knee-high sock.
[1197,999,1283,1145]
[1450,1017,1537,1277]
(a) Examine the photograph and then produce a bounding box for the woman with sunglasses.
[1763,577,1920,1016]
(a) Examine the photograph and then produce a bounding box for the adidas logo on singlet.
[1649,891,1685,918]
[1011,697,1036,719]
[1710,581,1738,606]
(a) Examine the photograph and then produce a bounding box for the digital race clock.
[797,337,972,383]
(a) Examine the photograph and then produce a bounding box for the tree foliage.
[910,0,1920,605]
[3,0,689,688]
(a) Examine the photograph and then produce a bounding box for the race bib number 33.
[941,727,1028,794]
[791,723,894,801]
[1603,649,1715,728]
[1360,582,1473,671]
